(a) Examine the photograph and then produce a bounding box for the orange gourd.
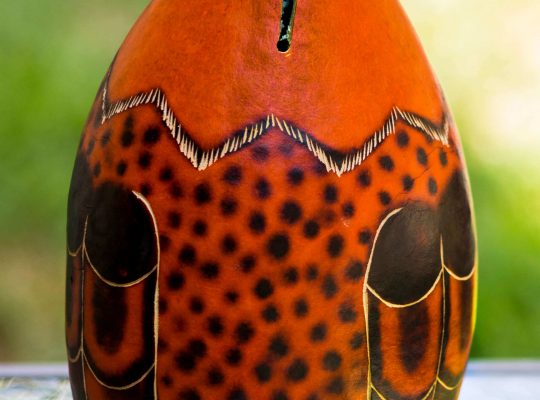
[66,1,477,399]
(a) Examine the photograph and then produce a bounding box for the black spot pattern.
[255,178,272,199]
[280,201,302,224]
[379,155,394,171]
[303,220,320,239]
[254,278,274,299]
[417,147,428,166]
[269,335,289,358]
[249,212,266,233]
[323,351,342,371]
[327,235,344,258]
[396,130,410,147]
[324,185,338,204]
[223,165,243,186]
[287,168,304,185]
[357,170,371,187]
[286,359,309,382]
[255,363,272,383]
[310,323,327,342]
[267,234,290,260]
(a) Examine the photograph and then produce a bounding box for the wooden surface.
[0,361,539,399]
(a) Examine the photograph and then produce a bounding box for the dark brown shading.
[368,203,441,304]
[85,184,157,284]
[439,171,476,277]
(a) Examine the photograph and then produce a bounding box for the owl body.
[66,1,477,399]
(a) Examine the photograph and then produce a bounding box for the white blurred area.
[403,0,540,170]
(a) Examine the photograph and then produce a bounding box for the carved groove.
[101,75,449,176]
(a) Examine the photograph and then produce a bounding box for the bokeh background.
[0,0,538,361]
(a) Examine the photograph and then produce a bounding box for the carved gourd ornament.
[66,1,477,399]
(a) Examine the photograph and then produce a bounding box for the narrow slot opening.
[277,0,298,52]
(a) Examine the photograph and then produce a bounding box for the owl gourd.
[66,1,477,399]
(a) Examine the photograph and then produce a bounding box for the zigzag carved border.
[101,79,449,176]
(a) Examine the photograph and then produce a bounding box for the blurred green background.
[0,0,538,361]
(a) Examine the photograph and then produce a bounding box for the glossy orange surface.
[66,1,476,399]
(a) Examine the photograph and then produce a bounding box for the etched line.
[101,77,449,176]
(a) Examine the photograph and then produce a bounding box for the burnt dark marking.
[324,184,339,204]
[327,234,344,258]
[402,175,414,192]
[417,147,428,166]
[342,202,355,218]
[228,387,248,400]
[287,168,304,185]
[194,183,212,204]
[379,155,395,171]
[273,390,289,400]
[84,366,156,400]
[262,304,280,323]
[294,298,309,317]
[280,200,303,224]
[221,234,238,254]
[345,259,364,282]
[207,315,225,337]
[91,282,128,354]
[240,254,257,273]
[378,191,392,206]
[326,376,345,394]
[143,126,160,145]
[350,331,364,350]
[321,274,338,299]
[99,128,110,146]
[267,233,290,260]
[439,171,476,276]
[249,212,266,233]
[286,358,309,382]
[306,264,319,281]
[159,166,174,182]
[138,151,152,169]
[368,203,441,304]
[255,177,272,199]
[254,278,274,299]
[358,229,372,245]
[223,165,243,185]
[167,271,185,290]
[357,169,372,187]
[85,183,157,284]
[310,322,327,342]
[303,220,320,239]
[396,130,410,147]
[208,367,225,386]
[283,267,299,285]
[189,297,205,314]
[428,177,438,195]
[67,153,93,250]
[255,363,272,383]
[235,321,255,344]
[338,302,358,323]
[323,351,342,371]
[84,274,156,388]
[221,197,238,216]
[225,348,243,365]
[269,334,289,358]
[179,389,201,400]
[178,244,197,265]
[176,351,197,372]
[398,302,430,372]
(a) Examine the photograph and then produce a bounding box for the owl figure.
[66,1,477,399]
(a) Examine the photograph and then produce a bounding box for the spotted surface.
[67,85,476,399]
